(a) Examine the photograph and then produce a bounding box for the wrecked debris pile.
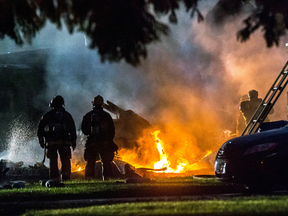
[0,159,49,182]
[71,159,148,180]
[104,101,152,150]
[71,159,169,181]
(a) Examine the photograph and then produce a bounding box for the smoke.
[1,1,288,170]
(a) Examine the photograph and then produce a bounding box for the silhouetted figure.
[239,90,273,126]
[81,95,118,180]
[236,94,249,136]
[37,95,77,181]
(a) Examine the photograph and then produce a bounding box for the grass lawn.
[1,176,287,215]
[22,196,288,216]
[0,177,228,203]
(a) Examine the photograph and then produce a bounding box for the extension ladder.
[241,61,288,136]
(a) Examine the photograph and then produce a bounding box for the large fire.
[117,128,216,174]
[152,130,212,173]
[70,126,230,175]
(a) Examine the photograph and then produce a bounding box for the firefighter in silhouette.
[236,94,249,136]
[37,95,77,181]
[240,90,274,126]
[81,95,118,180]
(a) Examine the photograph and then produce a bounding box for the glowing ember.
[72,165,84,172]
[223,130,234,138]
[174,156,188,173]
[203,150,212,158]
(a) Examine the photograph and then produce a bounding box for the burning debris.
[70,100,221,180]
[103,101,217,175]
[0,100,223,184]
[104,100,152,150]
[70,159,167,181]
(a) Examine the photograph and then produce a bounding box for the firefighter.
[37,95,77,181]
[240,90,274,126]
[236,94,249,136]
[81,95,118,180]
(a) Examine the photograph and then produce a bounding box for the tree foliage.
[0,0,287,66]
[236,0,288,47]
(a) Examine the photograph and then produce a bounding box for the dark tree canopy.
[0,0,287,66]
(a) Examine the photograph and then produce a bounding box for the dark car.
[214,120,288,192]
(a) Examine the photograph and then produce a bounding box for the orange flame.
[203,150,212,158]
[72,165,84,172]
[112,125,224,176]
[151,130,190,173]
[152,130,171,171]
[151,130,214,173]
[223,129,236,139]
[69,125,222,176]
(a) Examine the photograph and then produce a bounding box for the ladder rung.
[283,70,288,74]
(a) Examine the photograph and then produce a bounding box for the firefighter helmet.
[49,95,65,108]
[249,90,258,99]
[92,95,104,106]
